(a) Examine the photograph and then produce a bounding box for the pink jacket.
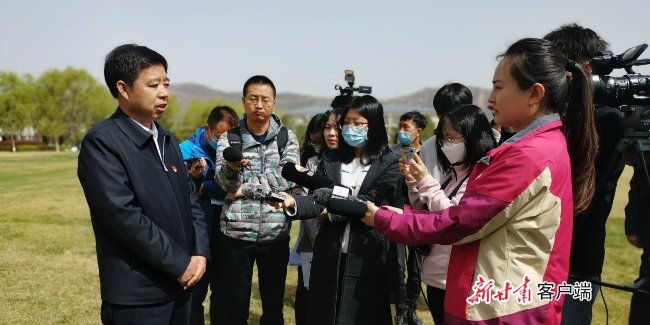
[407,165,469,289]
[375,115,572,324]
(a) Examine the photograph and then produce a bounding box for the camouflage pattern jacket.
[215,114,300,243]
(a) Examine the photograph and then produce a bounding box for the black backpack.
[227,126,288,157]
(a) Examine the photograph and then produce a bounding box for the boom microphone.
[281,162,335,191]
[312,188,367,219]
[223,147,243,162]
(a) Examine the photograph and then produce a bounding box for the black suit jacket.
[78,107,209,305]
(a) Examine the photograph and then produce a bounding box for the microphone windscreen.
[328,197,367,219]
[223,147,243,162]
[241,183,270,200]
[281,162,335,191]
[312,188,333,206]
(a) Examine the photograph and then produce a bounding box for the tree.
[0,72,35,152]
[35,68,114,151]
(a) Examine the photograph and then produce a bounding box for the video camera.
[591,44,650,134]
[334,70,372,97]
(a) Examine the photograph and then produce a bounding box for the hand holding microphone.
[266,192,296,210]
[312,187,367,219]
[223,147,250,171]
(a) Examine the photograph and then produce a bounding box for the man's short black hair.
[433,83,473,117]
[104,44,168,99]
[207,106,239,128]
[243,75,276,99]
[399,111,428,130]
[543,23,609,64]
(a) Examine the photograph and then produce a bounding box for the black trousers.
[295,266,308,325]
[220,233,289,325]
[426,286,445,325]
[189,205,224,325]
[397,245,423,311]
[101,290,192,325]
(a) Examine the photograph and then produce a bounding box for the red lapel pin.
[172,166,177,172]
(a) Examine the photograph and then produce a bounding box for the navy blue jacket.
[78,107,209,305]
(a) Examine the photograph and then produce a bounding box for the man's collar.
[111,107,157,147]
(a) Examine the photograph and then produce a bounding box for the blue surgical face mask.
[342,126,369,148]
[207,129,219,150]
[398,131,414,146]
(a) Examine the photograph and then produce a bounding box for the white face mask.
[441,141,466,164]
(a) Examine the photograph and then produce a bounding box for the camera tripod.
[571,134,650,296]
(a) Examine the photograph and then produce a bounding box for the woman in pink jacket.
[362,38,599,324]
[402,105,496,325]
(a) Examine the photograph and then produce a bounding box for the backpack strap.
[228,126,287,157]
[227,128,242,152]
[277,127,288,157]
[448,174,470,200]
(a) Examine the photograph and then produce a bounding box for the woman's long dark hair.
[300,113,327,166]
[338,95,390,165]
[436,105,496,177]
[500,38,598,214]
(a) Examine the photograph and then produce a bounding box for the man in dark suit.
[77,44,209,325]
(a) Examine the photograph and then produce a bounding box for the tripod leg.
[634,142,650,281]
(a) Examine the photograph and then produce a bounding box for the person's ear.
[117,81,130,100]
[528,83,545,110]
[415,128,423,137]
[204,124,210,132]
[583,61,592,73]
[241,97,246,106]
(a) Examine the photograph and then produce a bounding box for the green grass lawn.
[0,151,643,324]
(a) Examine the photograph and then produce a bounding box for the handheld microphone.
[223,147,243,163]
[312,186,367,219]
[241,183,286,203]
[281,162,335,191]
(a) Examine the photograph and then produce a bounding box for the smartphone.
[401,147,415,165]
[184,157,201,170]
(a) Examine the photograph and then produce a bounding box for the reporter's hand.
[227,159,250,171]
[627,235,642,248]
[191,157,207,179]
[267,192,296,210]
[318,208,329,219]
[362,201,379,227]
[183,255,207,290]
[409,154,430,183]
[399,158,416,182]
[228,185,243,201]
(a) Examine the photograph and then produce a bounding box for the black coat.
[77,107,209,305]
[293,150,402,325]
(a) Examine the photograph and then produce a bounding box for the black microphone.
[223,147,243,163]
[281,162,335,191]
[312,187,367,219]
[241,183,285,203]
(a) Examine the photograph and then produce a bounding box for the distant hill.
[383,86,492,110]
[169,83,332,110]
[169,83,492,114]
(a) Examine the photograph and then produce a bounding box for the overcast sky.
[1,0,649,99]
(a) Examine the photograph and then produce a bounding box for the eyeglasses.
[245,95,274,108]
[442,135,464,143]
[341,121,369,128]
[307,140,321,147]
